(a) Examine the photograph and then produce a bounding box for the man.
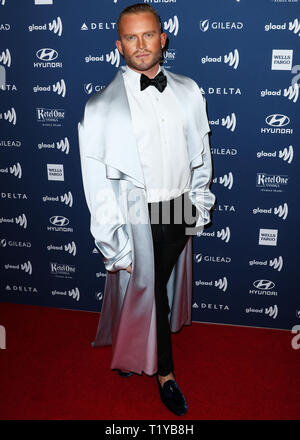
[78,3,215,416]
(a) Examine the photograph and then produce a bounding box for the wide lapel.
[82,66,146,189]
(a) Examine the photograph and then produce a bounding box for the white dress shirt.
[122,65,191,203]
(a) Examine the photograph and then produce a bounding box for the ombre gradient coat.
[78,66,215,376]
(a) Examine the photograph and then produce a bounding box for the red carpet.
[0,302,299,420]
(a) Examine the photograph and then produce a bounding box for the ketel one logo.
[50,215,69,226]
[224,49,239,69]
[68,288,80,301]
[222,113,236,131]
[9,162,22,178]
[214,172,233,190]
[164,16,179,36]
[284,83,299,103]
[106,49,120,68]
[49,17,62,36]
[0,107,17,125]
[217,227,231,243]
[289,18,300,37]
[265,305,278,319]
[253,280,275,290]
[266,114,290,127]
[61,191,73,207]
[269,256,283,272]
[0,48,11,67]
[64,241,76,256]
[36,48,58,61]
[15,214,27,229]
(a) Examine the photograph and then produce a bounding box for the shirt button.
[161,118,165,122]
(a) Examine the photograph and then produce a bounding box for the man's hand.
[126,264,132,274]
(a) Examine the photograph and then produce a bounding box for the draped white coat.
[78,66,215,375]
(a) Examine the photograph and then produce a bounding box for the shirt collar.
[123,64,162,92]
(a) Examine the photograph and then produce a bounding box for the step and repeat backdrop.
[0,0,299,331]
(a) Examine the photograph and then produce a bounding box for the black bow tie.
[140,71,167,93]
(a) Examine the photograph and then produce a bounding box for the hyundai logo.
[265,114,290,127]
[36,48,58,61]
[49,215,69,226]
[253,280,275,290]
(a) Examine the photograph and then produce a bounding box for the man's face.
[116,12,167,75]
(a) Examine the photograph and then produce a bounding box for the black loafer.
[156,376,188,416]
[117,369,133,378]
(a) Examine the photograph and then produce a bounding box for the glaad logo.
[199,227,231,243]
[38,137,69,154]
[213,172,233,189]
[245,304,278,319]
[10,162,22,178]
[4,260,32,275]
[0,107,17,125]
[0,162,22,178]
[249,256,283,272]
[164,16,179,36]
[195,277,228,292]
[15,214,27,229]
[106,49,120,67]
[28,17,62,36]
[46,241,77,256]
[201,49,239,69]
[42,191,73,207]
[265,305,278,319]
[51,288,80,301]
[33,79,66,97]
[284,83,299,103]
[65,241,76,256]
[253,203,288,220]
[0,48,11,66]
[222,113,236,131]
[224,49,239,69]
[265,19,300,37]
[257,145,294,164]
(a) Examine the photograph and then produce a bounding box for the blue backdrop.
[1,0,299,331]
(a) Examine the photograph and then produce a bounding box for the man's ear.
[116,40,123,56]
[160,32,167,49]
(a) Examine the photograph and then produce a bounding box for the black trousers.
[147,191,198,376]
